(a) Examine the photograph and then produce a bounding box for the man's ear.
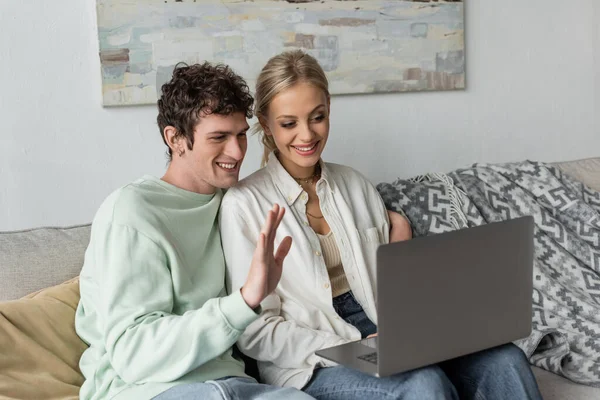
[258,116,271,136]
[163,126,184,156]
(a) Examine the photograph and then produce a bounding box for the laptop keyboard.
[358,352,378,364]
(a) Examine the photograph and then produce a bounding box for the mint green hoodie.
[75,176,257,400]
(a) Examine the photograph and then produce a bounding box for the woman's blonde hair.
[253,50,330,166]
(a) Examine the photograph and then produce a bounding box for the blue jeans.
[304,292,542,400]
[154,377,315,400]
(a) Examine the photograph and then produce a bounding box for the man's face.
[181,111,249,193]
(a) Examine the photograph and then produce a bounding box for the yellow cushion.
[0,277,87,400]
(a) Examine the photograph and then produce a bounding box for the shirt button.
[315,250,322,257]
[304,220,309,226]
[301,193,308,201]
[324,282,330,289]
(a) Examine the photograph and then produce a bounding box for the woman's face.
[262,82,330,177]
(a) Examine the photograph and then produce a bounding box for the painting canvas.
[96,0,465,107]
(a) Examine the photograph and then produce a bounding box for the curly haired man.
[75,63,314,400]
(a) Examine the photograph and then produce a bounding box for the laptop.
[316,216,534,377]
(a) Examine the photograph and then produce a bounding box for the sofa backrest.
[0,157,598,302]
[553,157,600,191]
[0,225,91,301]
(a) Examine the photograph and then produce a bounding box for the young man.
[75,63,313,400]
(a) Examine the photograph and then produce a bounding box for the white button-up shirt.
[220,153,390,389]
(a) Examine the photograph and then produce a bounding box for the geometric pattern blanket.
[377,161,600,386]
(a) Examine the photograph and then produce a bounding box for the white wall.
[1,1,598,231]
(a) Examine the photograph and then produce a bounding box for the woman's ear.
[258,116,272,136]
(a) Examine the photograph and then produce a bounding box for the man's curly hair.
[157,62,254,160]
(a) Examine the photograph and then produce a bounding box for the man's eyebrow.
[206,127,249,135]
[206,131,232,135]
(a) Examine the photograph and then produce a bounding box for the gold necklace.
[292,165,321,185]
[292,165,324,219]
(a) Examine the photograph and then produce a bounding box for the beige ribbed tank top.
[317,231,351,298]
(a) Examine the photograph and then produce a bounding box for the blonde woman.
[220,51,542,400]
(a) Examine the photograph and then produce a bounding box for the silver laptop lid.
[376,216,534,377]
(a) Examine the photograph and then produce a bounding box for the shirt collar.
[266,152,334,206]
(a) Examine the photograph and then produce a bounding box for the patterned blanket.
[377,161,600,386]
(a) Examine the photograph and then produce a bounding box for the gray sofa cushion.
[0,225,91,301]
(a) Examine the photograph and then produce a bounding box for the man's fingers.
[259,232,266,248]
[261,207,276,242]
[265,204,283,245]
[259,204,287,257]
[254,232,266,256]
[267,204,280,243]
[274,236,292,265]
[273,205,286,233]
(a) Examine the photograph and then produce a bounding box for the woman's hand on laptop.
[387,210,412,243]
[241,204,293,310]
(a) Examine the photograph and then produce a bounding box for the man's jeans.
[153,377,314,400]
[304,291,543,400]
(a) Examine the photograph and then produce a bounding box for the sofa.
[1,157,600,400]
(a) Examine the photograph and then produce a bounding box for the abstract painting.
[96,0,465,106]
